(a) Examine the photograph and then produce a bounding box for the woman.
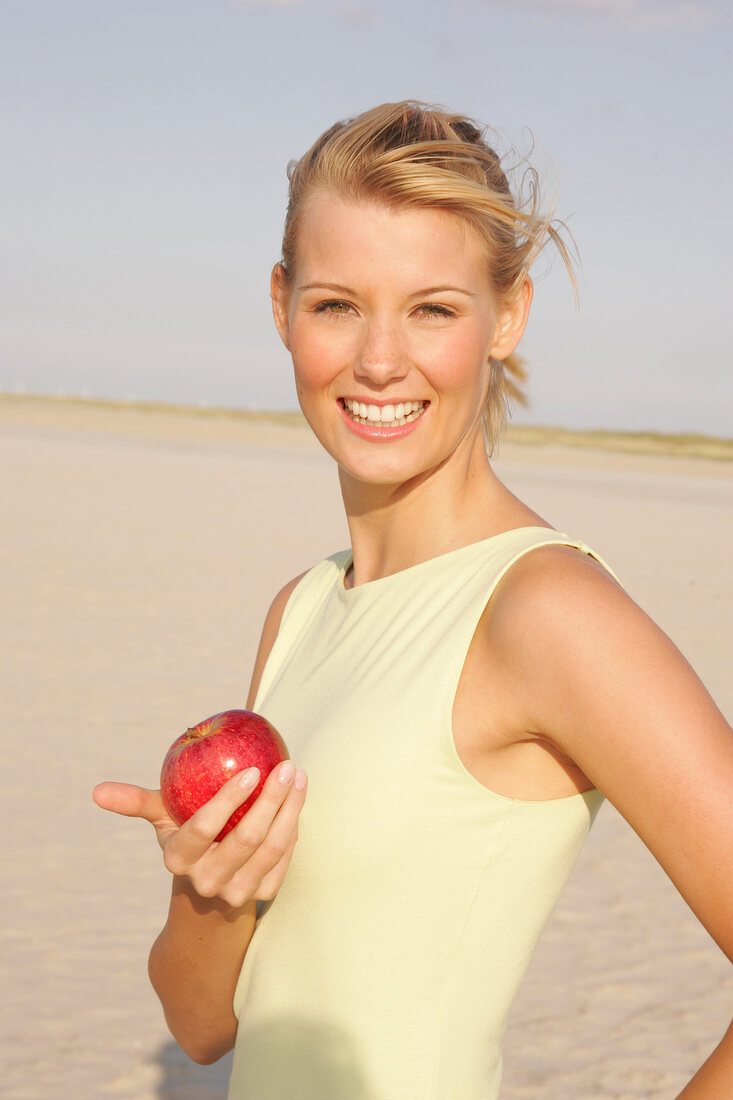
[94,101,733,1098]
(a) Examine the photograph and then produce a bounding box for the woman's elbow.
[168,1018,237,1065]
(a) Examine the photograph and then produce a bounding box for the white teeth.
[343,399,426,426]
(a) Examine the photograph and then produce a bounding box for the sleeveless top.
[229,528,610,1100]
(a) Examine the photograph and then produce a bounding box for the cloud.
[507,0,723,30]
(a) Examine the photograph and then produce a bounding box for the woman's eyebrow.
[298,281,355,294]
[298,282,476,297]
[415,285,477,298]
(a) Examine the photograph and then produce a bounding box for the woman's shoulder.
[478,536,639,736]
[480,533,713,778]
[488,536,625,634]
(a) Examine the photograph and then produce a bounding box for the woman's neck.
[339,441,546,588]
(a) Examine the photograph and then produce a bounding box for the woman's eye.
[417,304,455,319]
[314,300,353,315]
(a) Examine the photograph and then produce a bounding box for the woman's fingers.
[92,782,167,824]
[95,762,308,906]
[224,762,306,862]
[209,766,308,898]
[163,766,263,871]
[93,782,179,849]
[255,832,299,901]
[226,762,298,845]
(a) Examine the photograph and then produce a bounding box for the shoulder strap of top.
[484,532,622,597]
[279,551,348,631]
[253,552,347,709]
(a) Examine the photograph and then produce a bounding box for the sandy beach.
[2,395,731,1100]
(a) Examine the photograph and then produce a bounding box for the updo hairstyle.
[280,101,575,446]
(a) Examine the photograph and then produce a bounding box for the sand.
[2,396,731,1099]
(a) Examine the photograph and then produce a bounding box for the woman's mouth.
[340,399,428,427]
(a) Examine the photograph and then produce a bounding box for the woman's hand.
[93,765,308,1063]
[92,760,307,908]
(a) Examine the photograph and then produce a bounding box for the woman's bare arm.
[146,759,305,1062]
[487,546,733,1094]
[93,573,306,1064]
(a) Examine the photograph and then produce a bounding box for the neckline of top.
[337,525,568,597]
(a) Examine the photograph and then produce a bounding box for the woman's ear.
[270,263,292,350]
[489,277,533,362]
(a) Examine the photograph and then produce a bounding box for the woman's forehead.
[293,190,486,276]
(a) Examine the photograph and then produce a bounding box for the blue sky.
[2,0,731,433]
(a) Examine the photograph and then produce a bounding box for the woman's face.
[272,190,530,490]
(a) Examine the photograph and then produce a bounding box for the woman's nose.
[354,322,408,386]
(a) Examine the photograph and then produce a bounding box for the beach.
[2,395,731,1100]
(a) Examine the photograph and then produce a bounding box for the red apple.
[160,709,288,841]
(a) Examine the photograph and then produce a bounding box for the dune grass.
[2,391,731,461]
[503,423,733,462]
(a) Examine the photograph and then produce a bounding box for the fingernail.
[239,767,259,789]
[278,761,295,784]
[294,769,307,791]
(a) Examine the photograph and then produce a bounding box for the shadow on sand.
[154,1016,374,1098]
[154,1042,232,1099]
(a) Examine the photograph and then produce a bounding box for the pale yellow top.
[229,528,608,1100]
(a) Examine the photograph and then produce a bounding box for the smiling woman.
[270,193,531,486]
[94,101,733,1100]
[278,102,574,451]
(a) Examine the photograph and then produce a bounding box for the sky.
[2,0,731,434]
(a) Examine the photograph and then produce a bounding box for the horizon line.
[2,390,731,462]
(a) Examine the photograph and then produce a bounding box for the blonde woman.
[94,102,733,1099]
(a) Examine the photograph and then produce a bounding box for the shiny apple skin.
[160,709,288,842]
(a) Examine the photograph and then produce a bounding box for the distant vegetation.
[2,391,731,462]
[503,424,733,462]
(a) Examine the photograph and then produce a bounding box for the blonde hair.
[281,100,575,446]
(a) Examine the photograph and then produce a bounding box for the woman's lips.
[338,398,429,440]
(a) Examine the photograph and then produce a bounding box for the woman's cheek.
[430,340,489,399]
[292,326,352,390]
